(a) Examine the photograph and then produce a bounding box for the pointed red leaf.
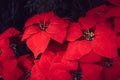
[116,35,120,48]
[78,16,96,29]
[2,59,17,70]
[22,26,41,41]
[46,16,68,34]
[25,12,54,28]
[46,16,68,43]
[86,4,111,16]
[18,54,34,70]
[49,28,67,43]
[48,63,73,80]
[80,64,102,80]
[33,51,55,79]
[0,48,16,63]
[2,67,23,80]
[52,51,64,63]
[0,27,20,38]
[114,17,120,33]
[93,25,118,58]
[39,11,55,23]
[103,58,120,80]
[25,14,40,27]
[106,7,120,18]
[0,38,9,48]
[26,32,50,58]
[30,65,43,80]
[62,41,83,61]
[67,22,83,41]
[93,34,118,58]
[80,50,101,63]
[61,61,78,70]
[78,40,92,56]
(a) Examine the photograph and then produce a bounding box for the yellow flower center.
[83,30,95,41]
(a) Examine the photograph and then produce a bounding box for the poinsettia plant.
[22,11,69,58]
[0,0,120,80]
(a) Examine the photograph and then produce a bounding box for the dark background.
[0,0,109,33]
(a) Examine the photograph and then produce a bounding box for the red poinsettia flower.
[47,63,74,80]
[0,38,16,64]
[0,38,9,49]
[0,27,21,38]
[60,60,102,80]
[65,19,118,60]
[0,27,22,46]
[30,49,73,80]
[79,50,101,63]
[86,4,112,22]
[30,63,42,80]
[0,27,22,63]
[79,63,102,80]
[114,17,120,33]
[105,7,120,18]
[0,27,22,60]
[62,41,82,61]
[52,51,65,63]
[86,4,112,16]
[47,57,78,80]
[1,59,23,80]
[22,11,69,58]
[30,50,55,80]
[18,54,34,71]
[97,57,120,80]
[107,0,120,6]
[62,41,102,63]
[116,35,120,48]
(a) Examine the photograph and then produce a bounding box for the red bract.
[61,60,102,80]
[107,0,120,6]
[67,23,83,41]
[79,16,97,29]
[52,51,64,63]
[62,41,85,61]
[18,54,34,71]
[66,19,118,60]
[30,64,42,80]
[0,38,16,63]
[47,63,73,80]
[105,7,120,17]
[0,27,22,63]
[30,49,76,80]
[97,57,120,80]
[22,11,68,58]
[30,50,55,80]
[86,4,111,16]
[0,38,9,49]
[1,59,23,80]
[86,4,112,22]
[0,48,16,63]
[79,50,101,63]
[62,41,101,62]
[80,63,102,80]
[0,27,20,38]
[117,35,120,48]
[0,27,22,47]
[114,17,120,33]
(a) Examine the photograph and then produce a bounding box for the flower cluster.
[0,0,120,80]
[0,27,34,80]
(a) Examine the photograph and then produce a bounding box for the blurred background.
[0,0,109,33]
